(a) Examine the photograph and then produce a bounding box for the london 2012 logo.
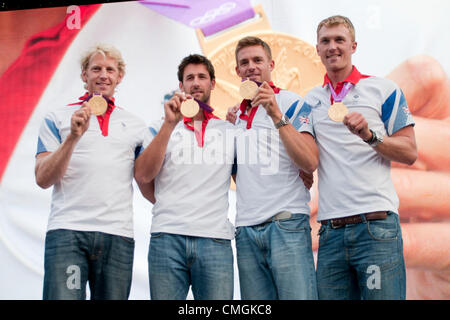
[190,2,237,27]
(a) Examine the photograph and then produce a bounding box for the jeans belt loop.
[360,213,367,223]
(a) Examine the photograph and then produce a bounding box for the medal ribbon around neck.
[329,82,353,103]
[328,82,353,122]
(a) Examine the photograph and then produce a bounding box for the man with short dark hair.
[135,54,235,300]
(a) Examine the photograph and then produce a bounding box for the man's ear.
[117,72,124,85]
[269,59,275,73]
[235,65,241,77]
[81,70,87,83]
[352,41,357,54]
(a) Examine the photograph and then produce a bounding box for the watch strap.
[275,115,289,129]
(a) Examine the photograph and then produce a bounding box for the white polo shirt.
[234,89,314,227]
[37,101,152,238]
[149,117,235,240]
[305,67,415,221]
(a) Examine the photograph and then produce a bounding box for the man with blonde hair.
[35,44,152,300]
[305,15,417,299]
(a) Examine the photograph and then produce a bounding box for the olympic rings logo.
[190,2,237,27]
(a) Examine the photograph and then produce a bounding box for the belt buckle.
[266,211,292,223]
[274,211,292,221]
[330,219,343,229]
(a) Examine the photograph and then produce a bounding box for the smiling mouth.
[246,74,260,80]
[327,54,341,59]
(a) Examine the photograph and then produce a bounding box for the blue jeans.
[43,229,134,300]
[235,214,318,299]
[148,233,234,300]
[316,211,406,300]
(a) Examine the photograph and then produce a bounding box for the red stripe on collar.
[183,109,219,147]
[323,66,370,103]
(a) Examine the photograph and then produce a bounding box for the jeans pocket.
[120,236,135,245]
[150,232,164,239]
[275,215,308,232]
[367,213,399,241]
[318,224,328,245]
[235,227,242,238]
[212,238,231,245]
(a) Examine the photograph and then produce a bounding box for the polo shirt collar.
[322,66,365,88]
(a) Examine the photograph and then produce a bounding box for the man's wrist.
[364,129,384,147]
[67,132,82,143]
[274,114,290,129]
[363,129,374,143]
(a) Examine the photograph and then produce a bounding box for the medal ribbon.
[328,82,353,103]
[183,106,219,147]
[139,0,254,36]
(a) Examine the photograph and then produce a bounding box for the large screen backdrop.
[0,0,449,299]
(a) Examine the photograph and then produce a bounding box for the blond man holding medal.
[304,16,418,299]
[35,44,152,299]
[134,54,235,300]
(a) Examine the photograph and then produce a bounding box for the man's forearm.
[35,134,79,189]
[373,126,417,165]
[278,125,319,174]
[134,121,175,184]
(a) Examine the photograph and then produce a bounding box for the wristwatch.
[275,115,290,129]
[364,129,384,147]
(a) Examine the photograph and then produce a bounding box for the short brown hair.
[317,15,356,42]
[177,54,215,82]
[235,36,272,65]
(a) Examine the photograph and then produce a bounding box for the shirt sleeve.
[381,84,415,136]
[285,99,315,138]
[136,118,163,158]
[36,112,61,155]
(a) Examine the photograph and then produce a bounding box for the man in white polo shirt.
[134,54,235,300]
[35,44,152,299]
[228,36,319,299]
[305,16,417,299]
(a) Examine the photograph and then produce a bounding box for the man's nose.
[248,61,256,70]
[192,76,201,86]
[328,40,337,50]
[99,68,108,79]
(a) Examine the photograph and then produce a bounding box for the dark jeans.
[43,229,134,300]
[316,211,406,300]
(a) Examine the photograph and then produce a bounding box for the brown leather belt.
[320,211,388,228]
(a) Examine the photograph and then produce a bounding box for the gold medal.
[328,102,349,122]
[88,94,108,116]
[239,79,259,100]
[180,98,200,118]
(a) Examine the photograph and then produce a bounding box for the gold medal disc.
[328,102,349,122]
[88,94,108,116]
[239,80,259,100]
[180,98,200,118]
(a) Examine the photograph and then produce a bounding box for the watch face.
[370,131,383,146]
